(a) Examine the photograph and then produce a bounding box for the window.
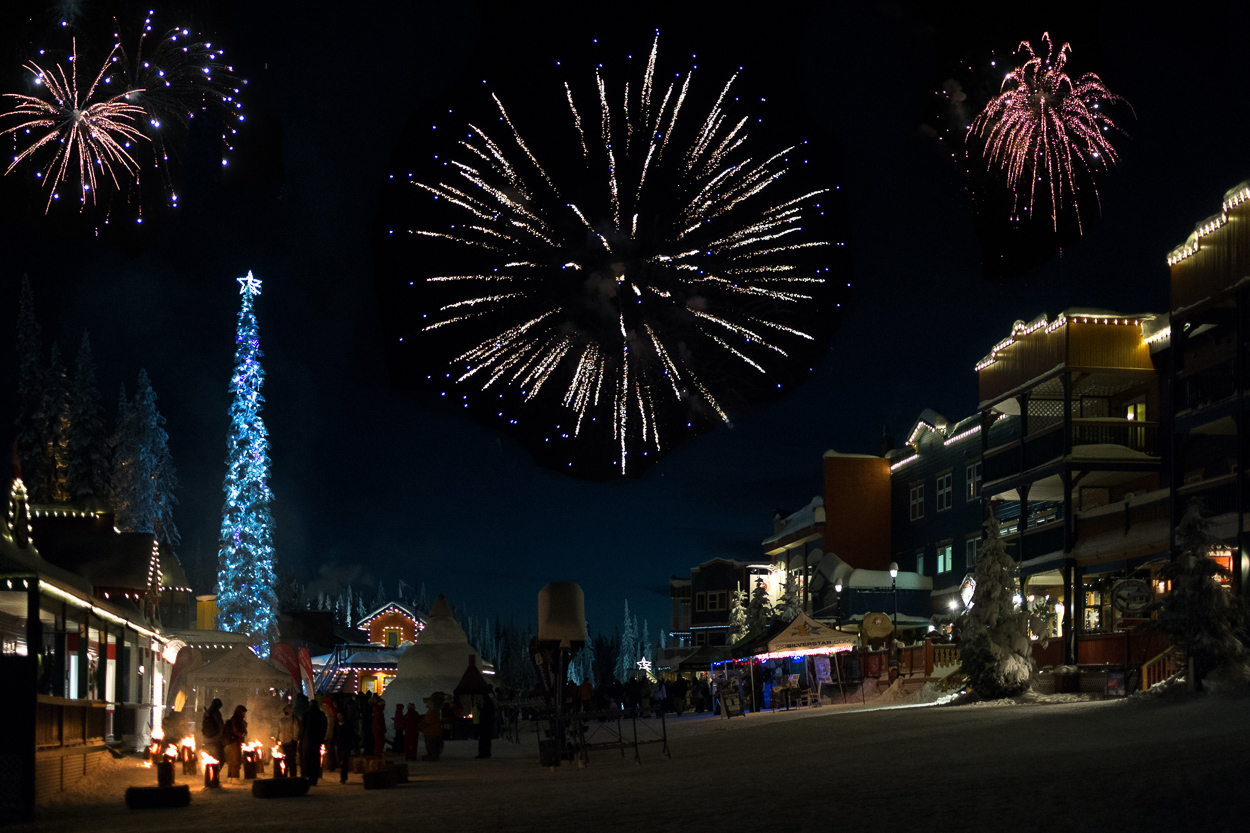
[937,544,953,573]
[695,631,706,646]
[936,471,953,511]
[385,630,399,648]
[966,462,982,501]
[707,591,726,612]
[965,538,979,569]
[695,592,706,612]
[916,553,925,576]
[909,482,925,521]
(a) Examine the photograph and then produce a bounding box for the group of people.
[550,674,714,716]
[200,685,498,786]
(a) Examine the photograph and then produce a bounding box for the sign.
[814,656,832,685]
[862,612,894,639]
[1105,670,1127,697]
[1110,579,1153,614]
[270,643,302,686]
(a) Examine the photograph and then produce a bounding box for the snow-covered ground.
[19,688,1249,833]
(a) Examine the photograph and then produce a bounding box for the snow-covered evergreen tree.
[43,343,71,503]
[14,275,50,499]
[747,577,774,631]
[728,588,748,644]
[372,581,386,610]
[959,516,1032,699]
[616,600,638,681]
[66,333,109,500]
[111,370,178,544]
[354,587,367,625]
[779,572,802,621]
[216,272,279,656]
[415,583,431,616]
[1153,503,1248,687]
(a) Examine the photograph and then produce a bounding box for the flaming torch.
[271,743,288,778]
[200,751,221,788]
[242,740,265,779]
[179,736,198,775]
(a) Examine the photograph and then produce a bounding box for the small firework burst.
[970,32,1131,232]
[0,38,146,213]
[111,11,245,207]
[396,36,837,475]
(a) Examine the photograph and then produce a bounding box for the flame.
[164,744,178,759]
[143,761,152,769]
[271,744,284,759]
[180,736,196,751]
[200,751,219,767]
[151,727,165,742]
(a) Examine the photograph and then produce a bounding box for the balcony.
[985,420,1159,484]
[1177,359,1236,412]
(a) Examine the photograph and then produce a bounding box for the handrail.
[1140,646,1176,691]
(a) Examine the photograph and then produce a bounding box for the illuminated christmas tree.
[216,271,279,655]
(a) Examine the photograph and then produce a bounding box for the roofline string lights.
[1166,182,1250,267]
[975,313,1144,371]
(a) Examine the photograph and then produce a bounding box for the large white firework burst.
[406,36,832,474]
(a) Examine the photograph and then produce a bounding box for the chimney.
[880,424,894,456]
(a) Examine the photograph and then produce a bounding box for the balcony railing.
[985,420,1159,483]
[1177,360,1236,412]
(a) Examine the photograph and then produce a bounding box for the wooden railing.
[933,645,960,669]
[1141,647,1177,691]
[35,695,108,750]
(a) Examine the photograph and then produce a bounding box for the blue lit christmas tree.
[216,271,279,655]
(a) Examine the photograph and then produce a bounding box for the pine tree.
[111,370,178,543]
[372,580,386,611]
[728,588,749,644]
[592,631,619,687]
[779,572,802,621]
[617,600,638,682]
[959,516,1033,699]
[14,275,50,498]
[415,583,431,616]
[43,343,71,503]
[66,333,109,500]
[1153,503,1248,688]
[216,272,279,656]
[747,577,774,631]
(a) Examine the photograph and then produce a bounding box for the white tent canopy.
[757,612,858,660]
[182,643,292,690]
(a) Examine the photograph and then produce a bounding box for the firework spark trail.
[969,32,1131,231]
[0,39,146,212]
[407,35,832,474]
[112,11,245,208]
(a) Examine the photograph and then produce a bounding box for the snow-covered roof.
[762,496,824,548]
[846,568,933,591]
[356,601,423,630]
[976,310,1161,372]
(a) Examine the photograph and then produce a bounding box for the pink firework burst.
[970,32,1132,232]
[0,39,147,213]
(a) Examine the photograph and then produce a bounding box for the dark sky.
[1,0,1247,640]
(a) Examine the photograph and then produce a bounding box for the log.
[251,777,310,799]
[124,785,191,809]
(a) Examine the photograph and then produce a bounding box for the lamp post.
[833,580,843,628]
[888,562,899,683]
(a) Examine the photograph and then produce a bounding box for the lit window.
[910,482,925,521]
[966,462,982,501]
[916,553,925,575]
[937,545,953,573]
[936,471,953,511]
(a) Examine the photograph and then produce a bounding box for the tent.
[755,612,858,660]
[182,642,291,691]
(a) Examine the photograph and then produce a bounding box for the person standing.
[223,705,248,779]
[474,687,496,759]
[300,698,327,786]
[277,704,298,776]
[420,697,443,761]
[322,697,338,773]
[392,703,406,754]
[333,711,357,784]
[403,703,421,761]
[371,698,387,757]
[201,698,226,767]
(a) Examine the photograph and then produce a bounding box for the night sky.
[1,0,1247,639]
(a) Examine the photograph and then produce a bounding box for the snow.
[379,596,480,709]
[17,687,1250,832]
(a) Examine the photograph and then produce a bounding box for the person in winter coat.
[371,698,387,757]
[420,696,443,761]
[322,697,339,772]
[223,705,248,778]
[201,698,226,766]
[403,703,421,761]
[333,711,357,784]
[299,698,327,786]
[392,703,406,754]
[277,705,298,776]
[474,688,496,759]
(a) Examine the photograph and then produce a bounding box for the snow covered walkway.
[18,692,1250,832]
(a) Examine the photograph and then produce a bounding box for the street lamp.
[833,579,843,628]
[888,562,899,682]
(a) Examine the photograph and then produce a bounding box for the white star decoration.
[636,657,652,672]
[238,270,262,295]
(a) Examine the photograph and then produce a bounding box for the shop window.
[937,545,953,573]
[966,462,982,501]
[909,482,924,521]
[936,471,953,511]
[694,632,706,646]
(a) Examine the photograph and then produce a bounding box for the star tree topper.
[238,270,262,295]
[636,657,652,673]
